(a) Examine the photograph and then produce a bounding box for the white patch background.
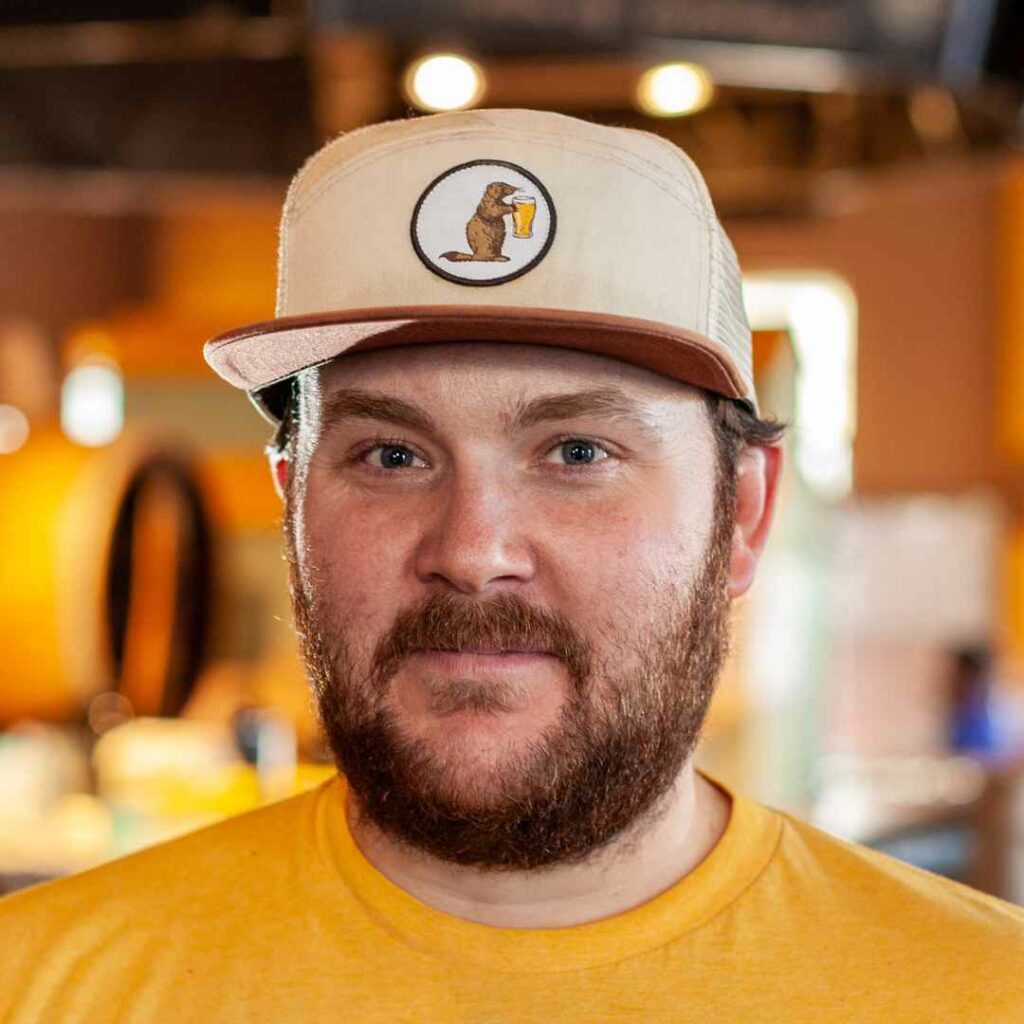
[412,161,554,284]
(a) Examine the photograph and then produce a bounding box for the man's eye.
[353,440,610,472]
[361,444,427,470]
[545,439,610,467]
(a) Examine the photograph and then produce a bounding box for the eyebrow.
[320,385,664,441]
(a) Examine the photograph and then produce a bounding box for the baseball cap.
[203,107,757,423]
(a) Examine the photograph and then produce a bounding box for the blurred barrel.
[0,427,212,725]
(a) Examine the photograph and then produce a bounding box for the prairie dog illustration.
[440,182,518,262]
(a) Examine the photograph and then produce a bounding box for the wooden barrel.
[0,427,213,725]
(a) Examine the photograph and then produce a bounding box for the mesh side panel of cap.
[707,219,753,392]
[622,122,754,404]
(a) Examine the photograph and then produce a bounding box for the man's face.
[286,342,736,869]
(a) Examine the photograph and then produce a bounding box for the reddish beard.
[285,475,735,870]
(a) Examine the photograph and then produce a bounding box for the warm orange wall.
[150,202,280,323]
[998,156,1024,662]
[0,175,283,378]
[728,158,1004,495]
[86,197,282,379]
[0,201,146,337]
[998,155,1024,466]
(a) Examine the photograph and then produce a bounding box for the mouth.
[397,648,566,716]
[415,645,549,656]
[408,647,557,675]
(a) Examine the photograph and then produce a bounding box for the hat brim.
[203,305,755,424]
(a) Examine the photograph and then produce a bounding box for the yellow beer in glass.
[512,194,536,238]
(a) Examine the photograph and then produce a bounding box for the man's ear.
[268,451,290,502]
[727,442,785,600]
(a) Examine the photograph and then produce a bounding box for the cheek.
[534,477,713,628]
[300,485,423,649]
[298,455,717,647]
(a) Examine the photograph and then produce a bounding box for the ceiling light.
[60,360,124,448]
[404,53,485,113]
[636,62,714,118]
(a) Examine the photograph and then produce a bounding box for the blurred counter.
[0,717,335,895]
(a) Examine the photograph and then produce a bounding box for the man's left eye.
[545,439,610,467]
[364,444,427,470]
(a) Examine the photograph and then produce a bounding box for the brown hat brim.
[203,305,754,424]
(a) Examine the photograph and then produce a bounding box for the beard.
[286,466,736,871]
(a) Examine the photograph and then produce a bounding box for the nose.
[413,470,535,595]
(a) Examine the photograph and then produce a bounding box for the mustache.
[368,590,592,692]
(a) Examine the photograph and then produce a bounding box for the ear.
[268,450,290,502]
[727,442,785,600]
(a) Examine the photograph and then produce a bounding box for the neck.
[344,762,732,929]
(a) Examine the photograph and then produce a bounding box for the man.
[3,108,1022,1021]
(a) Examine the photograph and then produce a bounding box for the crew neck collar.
[314,769,782,973]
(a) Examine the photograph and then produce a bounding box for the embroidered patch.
[411,159,556,286]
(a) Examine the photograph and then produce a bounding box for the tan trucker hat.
[203,107,757,422]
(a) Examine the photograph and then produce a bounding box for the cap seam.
[624,128,724,342]
[701,199,712,337]
[287,120,704,222]
[285,125,707,229]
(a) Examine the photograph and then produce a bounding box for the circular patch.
[411,159,556,286]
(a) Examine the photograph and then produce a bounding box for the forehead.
[312,341,708,430]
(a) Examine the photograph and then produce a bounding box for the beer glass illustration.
[511,194,537,238]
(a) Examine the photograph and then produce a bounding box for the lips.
[416,646,548,656]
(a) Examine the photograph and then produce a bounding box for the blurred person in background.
[948,643,1024,764]
[949,644,1000,756]
[2,109,1023,1022]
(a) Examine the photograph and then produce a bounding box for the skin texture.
[276,341,783,928]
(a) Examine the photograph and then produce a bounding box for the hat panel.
[278,129,710,345]
[204,109,758,417]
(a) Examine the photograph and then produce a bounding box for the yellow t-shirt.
[3,770,1023,1022]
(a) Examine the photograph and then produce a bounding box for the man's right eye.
[359,443,428,471]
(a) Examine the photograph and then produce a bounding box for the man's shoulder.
[0,780,329,934]
[771,806,1024,947]
[0,779,357,1021]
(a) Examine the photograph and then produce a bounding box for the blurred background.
[3,0,1024,902]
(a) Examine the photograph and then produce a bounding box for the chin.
[409,709,540,764]
[414,748,526,813]
[396,712,556,804]
[434,766,520,812]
